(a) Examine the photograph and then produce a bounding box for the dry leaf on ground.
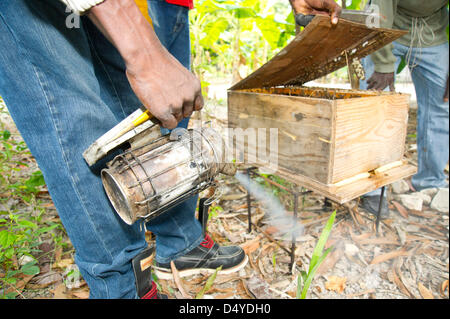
[316,246,344,275]
[240,236,261,255]
[246,275,274,299]
[417,282,434,299]
[440,280,449,297]
[170,261,191,299]
[50,283,68,299]
[6,274,34,296]
[52,258,74,270]
[392,201,409,218]
[370,248,409,265]
[325,276,347,293]
[26,271,62,289]
[70,287,90,299]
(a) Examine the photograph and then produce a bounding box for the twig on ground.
[170,261,191,299]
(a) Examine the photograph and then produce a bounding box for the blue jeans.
[361,41,449,193]
[0,0,202,298]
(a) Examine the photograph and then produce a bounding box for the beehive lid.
[230,15,407,90]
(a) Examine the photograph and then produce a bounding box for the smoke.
[235,171,304,240]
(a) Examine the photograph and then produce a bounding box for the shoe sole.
[153,254,249,280]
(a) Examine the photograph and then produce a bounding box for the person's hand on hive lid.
[289,0,342,25]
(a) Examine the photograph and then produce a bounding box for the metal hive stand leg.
[290,192,299,269]
[375,186,386,234]
[243,168,308,271]
[246,168,253,233]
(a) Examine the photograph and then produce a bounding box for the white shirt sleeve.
[59,0,105,14]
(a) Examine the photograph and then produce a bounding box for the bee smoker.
[83,108,236,225]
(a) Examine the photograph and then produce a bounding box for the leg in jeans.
[0,0,146,298]
[145,0,204,264]
[359,49,402,198]
[145,1,247,280]
[0,0,200,298]
[405,42,449,190]
[361,42,449,193]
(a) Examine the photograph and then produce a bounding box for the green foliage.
[190,0,296,82]
[297,210,336,299]
[0,98,63,299]
[190,0,371,88]
[209,204,224,220]
[344,0,366,10]
[0,212,42,298]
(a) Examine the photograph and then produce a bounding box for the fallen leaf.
[215,292,236,299]
[170,261,191,299]
[238,279,253,299]
[417,283,434,299]
[26,271,62,289]
[316,246,344,275]
[350,231,372,242]
[53,245,63,265]
[405,179,416,192]
[357,237,400,246]
[51,283,68,299]
[70,287,90,299]
[232,203,248,211]
[264,226,279,235]
[240,236,261,255]
[346,289,375,298]
[246,275,274,299]
[388,268,413,298]
[392,201,409,218]
[6,274,34,295]
[52,258,73,270]
[325,276,347,293]
[440,280,449,297]
[408,210,436,218]
[395,225,407,246]
[394,258,419,299]
[369,248,409,265]
[221,193,246,201]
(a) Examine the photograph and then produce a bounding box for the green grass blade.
[195,265,222,299]
[296,270,307,299]
[308,210,336,272]
[300,247,332,299]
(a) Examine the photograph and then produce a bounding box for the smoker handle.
[295,13,315,27]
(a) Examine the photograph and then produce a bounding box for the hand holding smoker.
[83,108,236,225]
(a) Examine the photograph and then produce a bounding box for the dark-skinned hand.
[289,0,342,24]
[367,72,396,92]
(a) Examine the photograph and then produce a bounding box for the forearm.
[84,0,203,129]
[86,0,166,72]
[370,0,398,73]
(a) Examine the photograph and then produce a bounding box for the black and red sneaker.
[153,234,248,280]
[141,281,168,299]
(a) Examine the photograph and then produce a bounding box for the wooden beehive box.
[228,16,417,203]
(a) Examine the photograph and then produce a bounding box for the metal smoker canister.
[101,128,235,225]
